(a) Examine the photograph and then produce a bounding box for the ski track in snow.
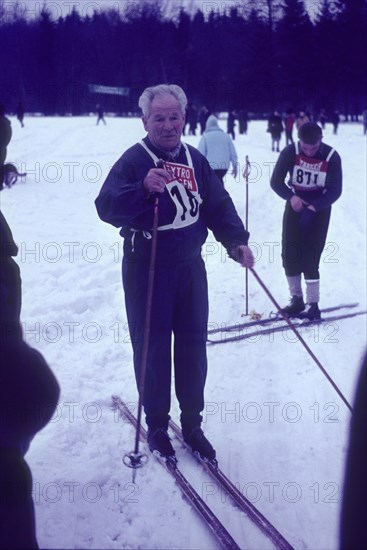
[1,116,366,549]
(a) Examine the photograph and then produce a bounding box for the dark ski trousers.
[340,352,367,548]
[282,202,331,279]
[122,255,208,433]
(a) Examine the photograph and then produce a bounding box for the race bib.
[291,144,335,192]
[139,140,203,230]
[160,160,202,229]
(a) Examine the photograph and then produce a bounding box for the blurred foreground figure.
[340,352,367,550]
[0,204,60,549]
[0,103,12,190]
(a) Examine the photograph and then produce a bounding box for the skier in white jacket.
[198,115,238,185]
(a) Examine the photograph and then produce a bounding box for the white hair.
[138,84,187,117]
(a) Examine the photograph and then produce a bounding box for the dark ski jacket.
[340,352,367,549]
[95,137,249,263]
[270,141,342,212]
[0,115,12,151]
[0,211,60,455]
[267,115,283,139]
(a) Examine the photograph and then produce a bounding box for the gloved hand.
[290,195,308,212]
[228,245,254,268]
[232,164,238,178]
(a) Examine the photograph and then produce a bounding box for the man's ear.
[142,116,148,131]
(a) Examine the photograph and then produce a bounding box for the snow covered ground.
[1,115,366,549]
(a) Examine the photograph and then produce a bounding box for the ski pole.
[124,191,160,481]
[249,267,353,413]
[242,156,251,315]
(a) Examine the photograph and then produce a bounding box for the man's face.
[142,94,185,152]
[300,139,322,157]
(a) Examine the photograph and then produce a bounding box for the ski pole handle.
[242,155,251,181]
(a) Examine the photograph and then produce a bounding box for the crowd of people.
[265,108,345,151]
[182,105,349,147]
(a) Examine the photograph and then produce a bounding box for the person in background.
[187,103,198,135]
[238,110,248,135]
[227,110,236,140]
[198,105,210,135]
[270,122,342,320]
[0,199,60,548]
[198,115,238,185]
[267,111,283,152]
[95,84,254,461]
[96,104,106,125]
[16,102,25,128]
[319,109,327,130]
[331,110,340,134]
[362,109,367,135]
[284,109,295,146]
[295,110,310,130]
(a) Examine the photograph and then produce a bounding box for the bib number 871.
[296,169,319,186]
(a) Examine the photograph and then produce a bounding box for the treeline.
[0,0,366,117]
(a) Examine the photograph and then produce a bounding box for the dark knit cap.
[298,122,323,144]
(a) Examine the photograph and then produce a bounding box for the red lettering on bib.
[161,160,198,192]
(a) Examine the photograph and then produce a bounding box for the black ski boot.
[299,302,321,321]
[147,428,175,458]
[280,295,305,317]
[183,428,216,461]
